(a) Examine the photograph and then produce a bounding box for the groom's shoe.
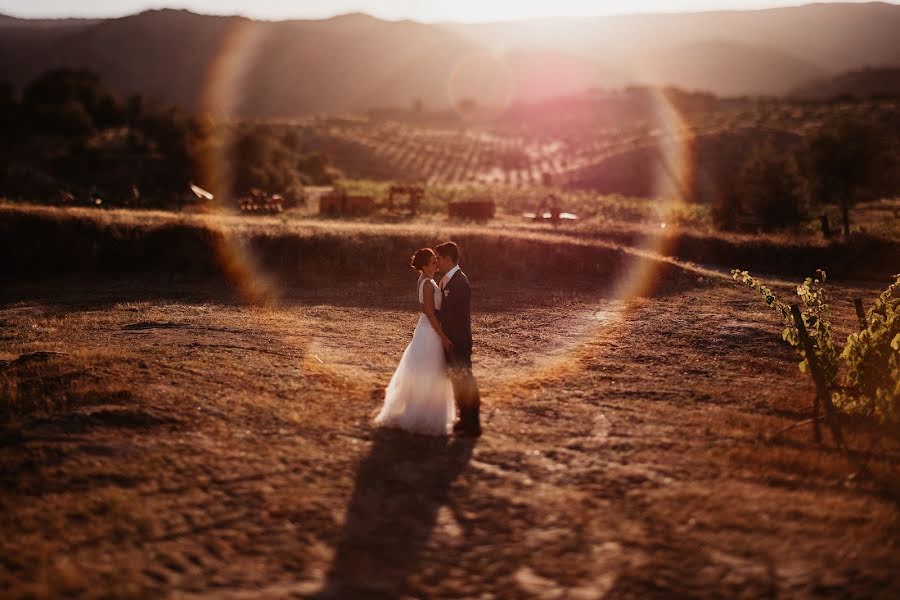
[458,421,481,437]
[469,403,482,437]
[455,405,481,437]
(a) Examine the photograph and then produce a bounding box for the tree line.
[712,111,900,234]
[0,68,336,208]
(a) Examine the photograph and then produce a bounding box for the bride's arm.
[422,281,453,351]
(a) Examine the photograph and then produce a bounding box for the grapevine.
[732,269,900,429]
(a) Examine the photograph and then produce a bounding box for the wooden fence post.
[789,304,844,447]
[853,298,867,331]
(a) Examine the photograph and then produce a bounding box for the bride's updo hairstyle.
[409,247,436,272]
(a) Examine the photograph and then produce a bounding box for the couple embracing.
[375,241,482,437]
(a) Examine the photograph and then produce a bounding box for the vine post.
[789,303,845,447]
[853,298,867,330]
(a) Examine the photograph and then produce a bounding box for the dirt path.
[1,280,898,599]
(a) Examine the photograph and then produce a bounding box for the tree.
[22,68,121,135]
[737,141,809,230]
[125,94,145,126]
[709,168,740,230]
[296,151,333,185]
[805,116,883,236]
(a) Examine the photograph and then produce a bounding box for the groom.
[435,241,482,437]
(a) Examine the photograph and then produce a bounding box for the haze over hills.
[0,2,898,116]
[443,3,900,72]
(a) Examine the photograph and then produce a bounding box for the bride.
[375,248,456,435]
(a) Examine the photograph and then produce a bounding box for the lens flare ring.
[199,28,696,386]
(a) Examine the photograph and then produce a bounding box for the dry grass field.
[2,204,899,599]
[3,5,900,598]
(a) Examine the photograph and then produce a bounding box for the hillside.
[792,66,900,99]
[0,10,480,116]
[0,4,899,115]
[633,41,825,96]
[0,14,100,28]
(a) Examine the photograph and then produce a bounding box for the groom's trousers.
[449,364,480,411]
[448,349,481,432]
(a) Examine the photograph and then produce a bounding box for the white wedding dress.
[375,277,455,435]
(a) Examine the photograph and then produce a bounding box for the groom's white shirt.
[440,264,460,290]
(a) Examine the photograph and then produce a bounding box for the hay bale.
[449,200,495,220]
[319,193,344,214]
[319,193,374,215]
[344,195,375,215]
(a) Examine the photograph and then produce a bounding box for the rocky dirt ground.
[1,276,899,599]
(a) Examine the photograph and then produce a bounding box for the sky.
[1,0,896,22]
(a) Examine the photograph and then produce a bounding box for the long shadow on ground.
[312,429,476,598]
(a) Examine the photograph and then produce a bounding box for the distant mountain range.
[1,3,898,116]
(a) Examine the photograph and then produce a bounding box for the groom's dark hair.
[435,241,459,264]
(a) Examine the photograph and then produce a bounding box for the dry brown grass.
[2,275,899,599]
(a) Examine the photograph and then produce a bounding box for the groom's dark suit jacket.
[437,269,473,367]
